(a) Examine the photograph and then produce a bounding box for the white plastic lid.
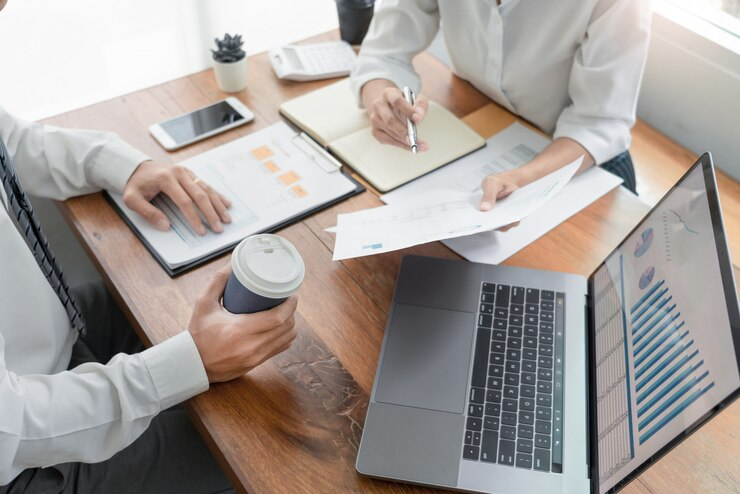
[231,234,305,299]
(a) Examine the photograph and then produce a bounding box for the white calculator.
[268,41,358,82]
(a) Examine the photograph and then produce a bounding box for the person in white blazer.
[0,23,297,494]
[352,0,651,209]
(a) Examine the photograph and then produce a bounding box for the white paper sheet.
[109,122,358,269]
[330,158,581,260]
[382,122,623,264]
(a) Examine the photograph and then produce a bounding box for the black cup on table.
[336,0,375,45]
[223,234,305,314]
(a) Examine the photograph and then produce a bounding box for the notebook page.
[329,102,485,192]
[279,79,370,147]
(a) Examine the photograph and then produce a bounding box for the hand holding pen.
[361,79,429,152]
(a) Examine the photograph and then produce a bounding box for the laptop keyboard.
[462,283,565,474]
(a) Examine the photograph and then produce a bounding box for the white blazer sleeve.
[0,106,150,200]
[350,0,441,106]
[553,0,652,164]
[0,330,209,484]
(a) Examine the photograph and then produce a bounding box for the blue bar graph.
[629,279,714,446]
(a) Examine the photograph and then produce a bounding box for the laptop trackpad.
[376,304,475,414]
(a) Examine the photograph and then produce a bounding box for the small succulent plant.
[211,33,246,63]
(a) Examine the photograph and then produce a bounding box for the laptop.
[356,153,740,493]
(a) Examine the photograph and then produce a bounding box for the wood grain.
[45,30,740,494]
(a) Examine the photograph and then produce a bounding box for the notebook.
[279,79,486,192]
[108,122,363,276]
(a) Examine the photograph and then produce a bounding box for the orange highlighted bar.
[263,160,280,173]
[278,170,302,186]
[290,185,309,198]
[251,145,273,160]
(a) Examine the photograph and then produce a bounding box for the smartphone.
[149,97,255,151]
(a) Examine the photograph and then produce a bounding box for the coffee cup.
[223,234,304,314]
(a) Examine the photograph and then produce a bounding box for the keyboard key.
[494,319,507,330]
[536,407,551,421]
[509,315,523,326]
[523,348,537,360]
[511,287,525,304]
[525,304,539,315]
[491,365,504,378]
[467,417,482,431]
[516,453,533,469]
[526,288,540,304]
[506,361,521,374]
[522,372,536,385]
[463,445,480,460]
[484,415,500,430]
[488,377,503,390]
[482,283,496,294]
[504,386,519,399]
[481,292,495,304]
[541,301,554,311]
[498,439,516,465]
[487,389,502,403]
[465,430,473,444]
[518,424,534,439]
[507,349,521,361]
[503,399,517,413]
[537,394,552,407]
[492,330,507,341]
[473,431,482,446]
[494,307,508,318]
[535,434,551,449]
[523,360,536,373]
[540,322,553,333]
[538,356,553,369]
[508,326,522,338]
[500,426,516,441]
[511,304,523,316]
[541,290,555,301]
[479,314,493,328]
[490,353,505,365]
[480,303,494,314]
[517,438,533,454]
[539,345,553,357]
[520,397,535,411]
[521,385,536,398]
[481,430,498,463]
[524,325,538,337]
[491,341,505,353]
[470,387,485,404]
[539,334,554,345]
[508,338,522,350]
[468,404,484,417]
[523,336,537,348]
[471,327,491,388]
[502,412,517,427]
[538,368,553,381]
[541,311,554,322]
[519,410,534,425]
[525,315,538,326]
[505,373,519,386]
[495,285,510,308]
[485,403,501,416]
[537,381,553,394]
[535,420,551,435]
[533,448,550,471]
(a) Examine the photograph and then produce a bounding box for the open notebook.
[279,79,485,192]
[108,122,362,276]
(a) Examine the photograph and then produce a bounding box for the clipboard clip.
[292,132,342,173]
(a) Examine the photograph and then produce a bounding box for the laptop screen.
[591,157,740,493]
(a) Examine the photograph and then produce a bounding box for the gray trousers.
[1,282,234,494]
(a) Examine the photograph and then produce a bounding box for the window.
[666,0,740,37]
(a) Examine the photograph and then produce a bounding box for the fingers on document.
[123,190,171,231]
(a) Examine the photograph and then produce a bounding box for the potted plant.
[212,33,248,93]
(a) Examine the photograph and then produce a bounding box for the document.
[330,157,581,260]
[381,122,623,264]
[108,122,361,274]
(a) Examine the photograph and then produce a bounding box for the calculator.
[268,41,358,82]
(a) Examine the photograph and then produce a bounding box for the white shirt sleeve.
[553,0,652,164]
[0,106,150,200]
[350,0,441,106]
[0,330,209,484]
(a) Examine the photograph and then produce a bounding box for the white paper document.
[330,157,581,260]
[109,122,358,270]
[382,122,623,264]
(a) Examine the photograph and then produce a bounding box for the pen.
[402,86,418,154]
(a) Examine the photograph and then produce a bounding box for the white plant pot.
[213,57,248,93]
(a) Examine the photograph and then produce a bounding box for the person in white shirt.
[0,9,297,490]
[352,0,651,209]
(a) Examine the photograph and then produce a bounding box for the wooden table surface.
[45,31,739,494]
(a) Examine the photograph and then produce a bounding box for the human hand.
[480,172,522,232]
[364,82,429,152]
[123,161,232,235]
[188,266,298,383]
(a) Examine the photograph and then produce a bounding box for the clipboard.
[107,122,364,277]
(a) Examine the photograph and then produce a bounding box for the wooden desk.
[45,32,739,494]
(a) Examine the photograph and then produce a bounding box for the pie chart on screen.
[634,228,654,258]
[639,266,655,289]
